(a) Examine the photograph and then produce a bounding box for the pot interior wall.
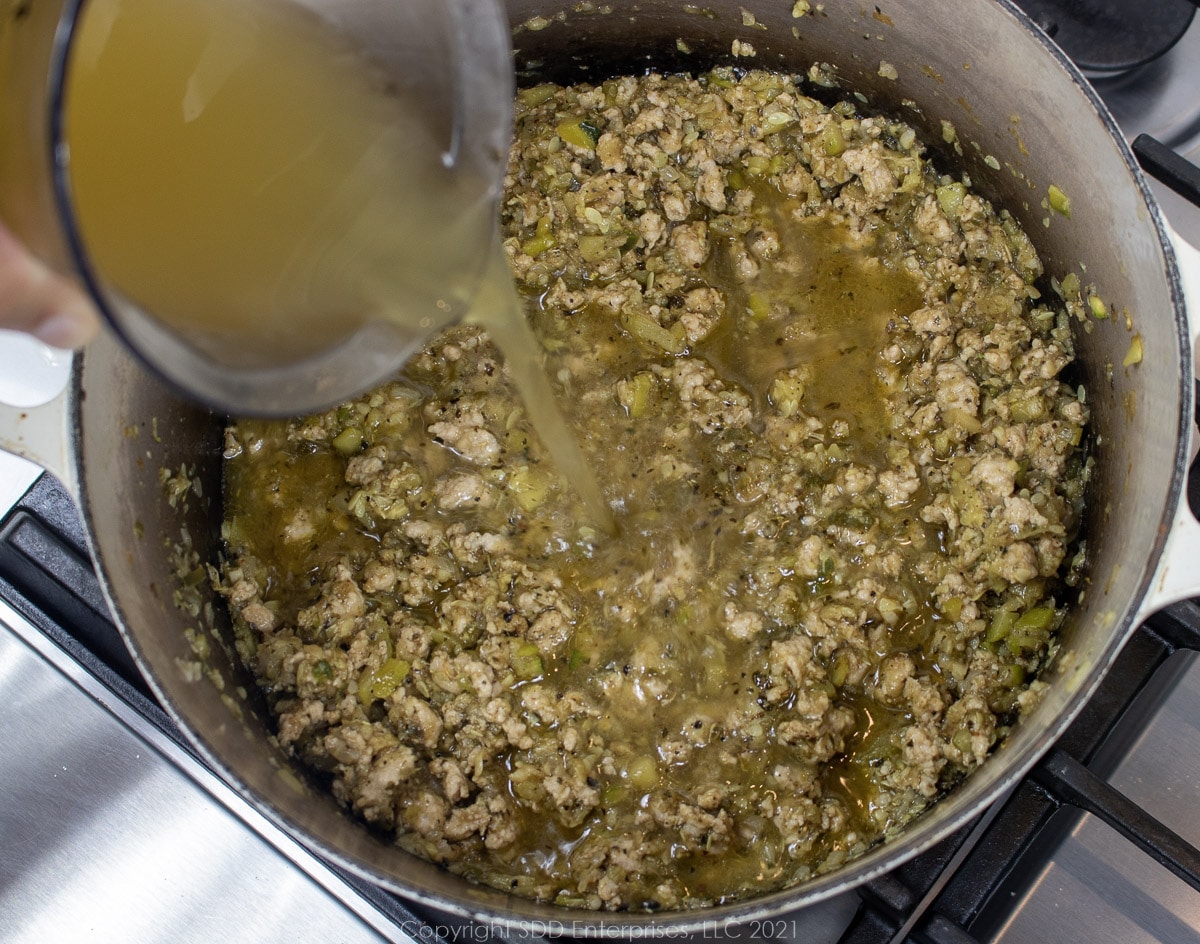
[72,0,1189,930]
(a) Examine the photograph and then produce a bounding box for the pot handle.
[0,331,76,496]
[1137,224,1200,622]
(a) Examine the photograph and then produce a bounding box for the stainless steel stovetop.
[2,5,1200,942]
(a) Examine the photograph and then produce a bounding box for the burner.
[1011,0,1197,73]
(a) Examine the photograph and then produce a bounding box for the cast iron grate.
[1135,135,1200,208]
[1009,0,1197,73]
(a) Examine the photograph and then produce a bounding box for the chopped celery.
[332,426,364,456]
[1047,184,1071,218]
[357,658,411,705]
[617,371,655,418]
[1123,334,1143,367]
[521,215,558,257]
[936,182,966,220]
[511,643,545,680]
[556,117,601,150]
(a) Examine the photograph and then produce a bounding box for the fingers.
[0,221,101,349]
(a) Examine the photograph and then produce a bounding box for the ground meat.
[424,402,501,466]
[218,71,1089,913]
[433,471,495,511]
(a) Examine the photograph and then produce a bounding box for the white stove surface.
[0,329,67,508]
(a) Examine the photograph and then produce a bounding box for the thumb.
[0,221,101,349]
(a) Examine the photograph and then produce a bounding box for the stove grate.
[1135,135,1200,207]
[1009,0,1197,73]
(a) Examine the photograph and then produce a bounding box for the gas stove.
[2,2,1200,942]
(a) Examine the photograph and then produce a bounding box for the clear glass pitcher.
[0,0,513,416]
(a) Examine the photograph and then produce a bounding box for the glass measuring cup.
[0,0,513,417]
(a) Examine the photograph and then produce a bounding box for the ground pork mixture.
[218,70,1090,911]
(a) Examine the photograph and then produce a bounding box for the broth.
[65,0,486,366]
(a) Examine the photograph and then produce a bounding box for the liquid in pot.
[216,71,1092,910]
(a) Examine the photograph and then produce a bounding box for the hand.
[0,220,100,348]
